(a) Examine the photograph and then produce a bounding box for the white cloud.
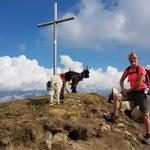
[145,65,150,70]
[39,0,150,50]
[78,66,122,92]
[60,55,83,72]
[0,55,51,91]
[0,55,123,92]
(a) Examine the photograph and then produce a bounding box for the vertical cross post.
[37,2,75,75]
[53,3,57,75]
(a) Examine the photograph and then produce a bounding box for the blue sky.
[0,0,81,69]
[0,0,150,97]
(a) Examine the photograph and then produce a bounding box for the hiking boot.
[104,113,118,123]
[143,134,150,145]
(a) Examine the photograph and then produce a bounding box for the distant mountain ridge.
[0,90,48,102]
[0,89,111,102]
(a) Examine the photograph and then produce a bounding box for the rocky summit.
[0,93,150,150]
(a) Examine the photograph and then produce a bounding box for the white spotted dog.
[48,75,63,106]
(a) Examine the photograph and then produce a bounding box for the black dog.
[64,66,89,93]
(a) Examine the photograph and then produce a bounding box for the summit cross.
[37,2,75,75]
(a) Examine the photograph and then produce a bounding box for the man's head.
[128,52,138,66]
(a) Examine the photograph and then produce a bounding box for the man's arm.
[120,75,127,90]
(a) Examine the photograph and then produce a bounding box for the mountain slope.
[0,93,149,150]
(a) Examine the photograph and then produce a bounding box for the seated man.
[106,52,150,145]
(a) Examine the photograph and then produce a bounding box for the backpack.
[126,66,150,88]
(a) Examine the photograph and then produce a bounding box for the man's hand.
[121,88,128,95]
